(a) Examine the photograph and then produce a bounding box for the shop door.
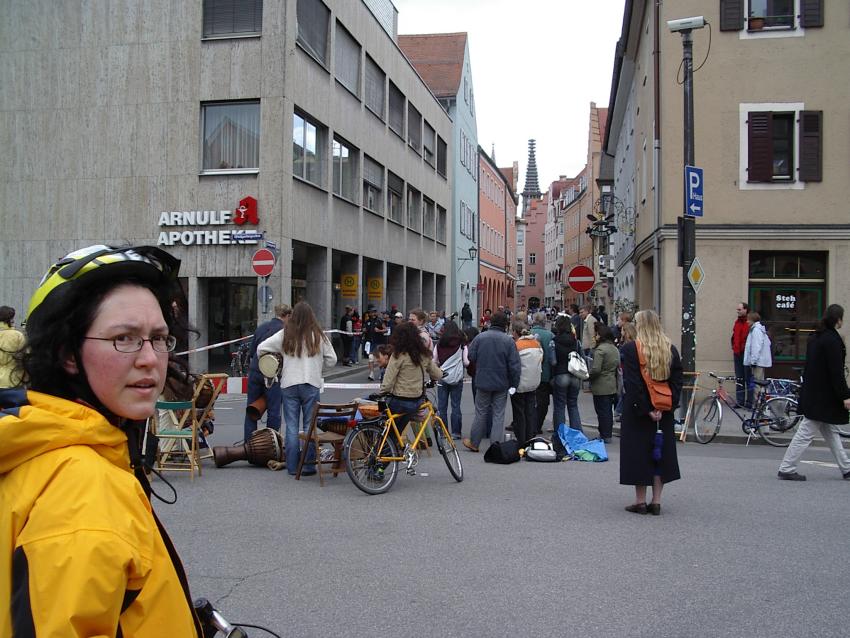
[208,279,257,373]
[749,286,822,379]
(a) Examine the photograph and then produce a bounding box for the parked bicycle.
[343,381,463,494]
[693,372,802,446]
[230,341,251,377]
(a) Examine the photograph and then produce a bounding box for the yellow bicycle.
[343,385,463,495]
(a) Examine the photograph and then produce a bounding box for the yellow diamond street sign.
[687,257,705,294]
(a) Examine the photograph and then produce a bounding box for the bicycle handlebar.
[194,598,248,638]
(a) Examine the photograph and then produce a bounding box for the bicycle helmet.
[27,244,180,327]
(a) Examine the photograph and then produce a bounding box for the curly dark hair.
[20,275,189,417]
[389,321,429,367]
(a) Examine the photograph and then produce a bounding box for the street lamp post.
[669,16,705,385]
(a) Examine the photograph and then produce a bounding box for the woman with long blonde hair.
[258,301,337,475]
[619,309,683,515]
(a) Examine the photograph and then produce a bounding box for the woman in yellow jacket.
[0,245,202,636]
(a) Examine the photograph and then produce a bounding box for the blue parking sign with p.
[685,165,703,217]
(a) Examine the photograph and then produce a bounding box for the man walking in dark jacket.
[463,311,521,452]
[777,304,850,481]
[731,301,751,407]
[244,304,291,442]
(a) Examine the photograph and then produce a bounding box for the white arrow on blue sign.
[685,165,703,217]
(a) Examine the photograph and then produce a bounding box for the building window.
[529,252,536,265]
[436,205,447,243]
[422,197,435,238]
[202,101,260,172]
[437,136,447,177]
[332,137,358,202]
[423,121,436,167]
[517,261,523,278]
[293,110,325,186]
[334,21,360,97]
[748,0,794,28]
[296,0,330,67]
[203,0,263,38]
[720,0,823,31]
[529,272,536,286]
[364,55,385,119]
[362,155,383,214]
[407,186,421,233]
[387,171,404,223]
[388,82,405,138]
[742,105,822,186]
[407,103,421,153]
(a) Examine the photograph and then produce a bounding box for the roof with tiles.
[397,33,468,98]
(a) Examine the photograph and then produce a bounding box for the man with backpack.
[510,320,543,446]
[463,311,521,452]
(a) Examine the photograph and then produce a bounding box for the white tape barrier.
[176,328,361,357]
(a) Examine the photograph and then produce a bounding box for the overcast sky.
[394,0,624,195]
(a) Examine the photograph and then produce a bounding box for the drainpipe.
[652,0,662,313]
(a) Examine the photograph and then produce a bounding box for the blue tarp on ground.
[557,424,608,462]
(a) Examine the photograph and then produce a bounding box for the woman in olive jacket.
[589,323,620,442]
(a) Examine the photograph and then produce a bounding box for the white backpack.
[439,346,465,385]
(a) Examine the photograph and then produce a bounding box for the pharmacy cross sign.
[567,265,596,294]
[251,248,276,277]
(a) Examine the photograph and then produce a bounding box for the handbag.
[567,351,589,380]
[635,340,673,412]
[483,439,521,464]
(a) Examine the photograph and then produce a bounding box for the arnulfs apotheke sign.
[157,196,262,246]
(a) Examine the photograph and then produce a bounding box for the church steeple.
[521,138,542,214]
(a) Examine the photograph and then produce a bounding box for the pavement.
[158,379,850,638]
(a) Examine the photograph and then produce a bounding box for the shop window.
[407,103,421,153]
[362,155,383,214]
[334,21,360,97]
[388,82,405,138]
[407,186,421,233]
[296,0,330,67]
[201,101,260,172]
[293,110,326,186]
[436,205,447,243]
[364,55,385,119]
[422,197,435,238]
[387,171,404,223]
[332,136,358,202]
[719,0,823,31]
[742,105,822,187]
[203,0,263,38]
[437,136,448,177]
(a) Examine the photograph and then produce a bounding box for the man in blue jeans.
[463,312,521,452]
[243,304,290,442]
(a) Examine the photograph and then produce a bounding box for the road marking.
[800,460,838,469]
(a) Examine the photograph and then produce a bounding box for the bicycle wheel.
[758,397,801,447]
[433,416,463,482]
[343,423,398,495]
[693,397,722,444]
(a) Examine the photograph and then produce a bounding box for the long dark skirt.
[619,404,681,486]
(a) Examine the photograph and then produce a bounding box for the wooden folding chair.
[192,373,228,461]
[153,399,202,480]
[296,402,359,486]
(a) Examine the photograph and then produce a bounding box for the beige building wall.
[609,0,850,379]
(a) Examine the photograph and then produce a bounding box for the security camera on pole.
[668,15,706,406]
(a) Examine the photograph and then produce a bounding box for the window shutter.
[363,155,383,188]
[719,0,744,31]
[800,0,824,28]
[747,112,773,183]
[798,110,823,182]
[203,0,263,37]
[334,23,360,96]
[364,56,385,118]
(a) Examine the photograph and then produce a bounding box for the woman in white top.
[258,301,336,475]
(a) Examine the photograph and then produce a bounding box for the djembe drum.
[213,428,284,468]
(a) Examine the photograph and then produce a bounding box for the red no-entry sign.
[252,248,276,277]
[567,265,595,293]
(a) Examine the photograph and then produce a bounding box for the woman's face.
[67,284,169,420]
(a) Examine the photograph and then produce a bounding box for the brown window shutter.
[798,110,823,182]
[719,0,744,31]
[800,0,824,28]
[747,112,773,183]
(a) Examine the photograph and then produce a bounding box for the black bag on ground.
[484,439,521,464]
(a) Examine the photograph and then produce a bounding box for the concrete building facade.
[0,0,453,372]
[604,0,850,378]
[398,32,479,318]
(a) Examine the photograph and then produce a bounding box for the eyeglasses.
[84,335,177,353]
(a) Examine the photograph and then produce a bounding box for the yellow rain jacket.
[0,389,201,637]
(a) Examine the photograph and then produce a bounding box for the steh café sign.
[157,196,262,246]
